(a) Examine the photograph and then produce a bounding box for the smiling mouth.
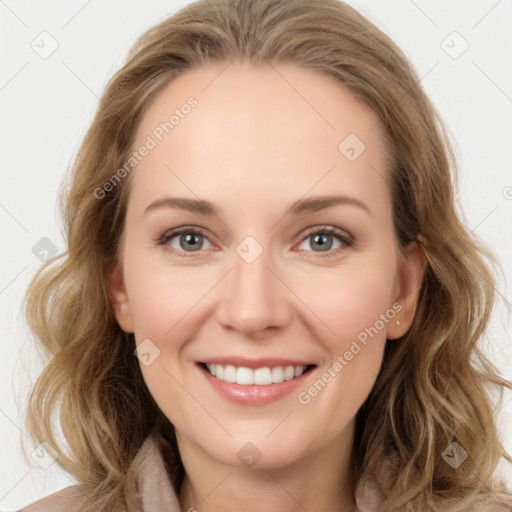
[198,362,316,386]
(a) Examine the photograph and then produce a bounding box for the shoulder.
[18,485,86,512]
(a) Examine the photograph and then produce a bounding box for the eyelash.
[156,225,354,258]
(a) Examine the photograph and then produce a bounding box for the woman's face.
[110,61,424,469]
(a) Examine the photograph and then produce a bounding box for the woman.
[20,0,512,510]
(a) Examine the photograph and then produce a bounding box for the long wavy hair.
[22,0,512,510]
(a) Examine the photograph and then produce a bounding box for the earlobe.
[108,265,134,333]
[387,241,426,340]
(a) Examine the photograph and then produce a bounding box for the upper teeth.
[205,364,306,386]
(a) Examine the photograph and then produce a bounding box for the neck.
[177,421,357,512]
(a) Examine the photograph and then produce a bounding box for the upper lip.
[198,357,316,370]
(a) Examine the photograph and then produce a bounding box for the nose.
[215,247,292,338]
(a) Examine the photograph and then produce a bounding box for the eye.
[296,225,354,256]
[158,227,213,255]
[157,225,354,258]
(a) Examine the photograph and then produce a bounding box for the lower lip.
[197,364,314,405]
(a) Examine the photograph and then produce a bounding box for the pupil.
[312,234,332,251]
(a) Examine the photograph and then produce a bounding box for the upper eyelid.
[301,225,352,240]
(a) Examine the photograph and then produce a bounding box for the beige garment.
[18,431,512,512]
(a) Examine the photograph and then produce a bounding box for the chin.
[197,429,313,470]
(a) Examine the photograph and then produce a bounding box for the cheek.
[278,263,396,453]
[290,257,397,347]
[290,257,396,407]
[123,248,212,338]
[124,255,211,425]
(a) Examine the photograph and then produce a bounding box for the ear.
[108,264,134,333]
[387,240,426,340]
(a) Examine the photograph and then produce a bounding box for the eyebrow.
[143,194,371,217]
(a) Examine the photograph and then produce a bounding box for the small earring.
[396,320,401,326]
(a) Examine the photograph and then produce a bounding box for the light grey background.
[1,0,511,509]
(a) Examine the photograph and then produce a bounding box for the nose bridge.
[216,240,291,335]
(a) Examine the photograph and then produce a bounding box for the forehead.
[128,60,391,216]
